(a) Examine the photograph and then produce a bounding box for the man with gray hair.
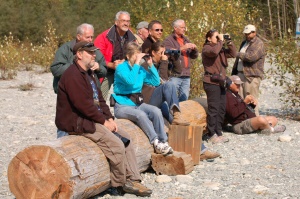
[51,23,107,94]
[134,21,149,46]
[163,19,199,102]
[94,11,136,100]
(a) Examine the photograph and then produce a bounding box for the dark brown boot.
[123,180,152,197]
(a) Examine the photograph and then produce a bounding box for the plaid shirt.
[232,36,266,81]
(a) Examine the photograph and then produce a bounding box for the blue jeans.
[149,81,180,123]
[169,76,190,102]
[114,103,168,144]
[57,129,68,138]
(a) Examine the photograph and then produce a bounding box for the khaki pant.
[237,72,261,116]
[83,124,141,187]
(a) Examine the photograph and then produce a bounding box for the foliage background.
[0,0,299,107]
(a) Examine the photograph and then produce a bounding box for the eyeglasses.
[119,19,130,23]
[154,29,163,32]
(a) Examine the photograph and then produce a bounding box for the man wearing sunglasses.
[56,41,152,197]
[142,20,163,53]
[50,23,107,94]
[94,11,136,100]
[231,24,266,116]
[164,19,199,102]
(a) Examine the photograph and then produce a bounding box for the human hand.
[181,43,197,51]
[135,53,146,64]
[90,62,100,71]
[161,49,168,61]
[113,59,124,69]
[244,95,257,105]
[104,119,117,132]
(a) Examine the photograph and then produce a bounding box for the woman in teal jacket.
[112,42,173,155]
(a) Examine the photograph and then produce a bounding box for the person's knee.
[256,116,268,126]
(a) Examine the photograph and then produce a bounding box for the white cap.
[243,24,256,34]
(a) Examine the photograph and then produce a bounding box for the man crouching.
[55,41,152,197]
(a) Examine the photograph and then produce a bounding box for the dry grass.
[0,21,60,80]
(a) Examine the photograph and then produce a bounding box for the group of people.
[50,10,286,197]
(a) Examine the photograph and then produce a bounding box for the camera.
[142,54,151,60]
[247,103,256,113]
[113,132,130,147]
[165,49,181,55]
[223,34,230,40]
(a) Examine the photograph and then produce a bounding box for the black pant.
[203,82,226,138]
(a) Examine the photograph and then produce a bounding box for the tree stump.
[179,100,207,129]
[151,151,194,175]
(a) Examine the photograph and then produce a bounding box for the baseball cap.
[73,41,98,54]
[243,24,256,34]
[136,21,149,30]
[229,75,243,84]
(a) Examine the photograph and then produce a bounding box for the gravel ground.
[0,62,299,199]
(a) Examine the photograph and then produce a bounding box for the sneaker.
[154,141,173,155]
[274,125,286,133]
[208,134,229,144]
[200,150,221,161]
[123,180,152,197]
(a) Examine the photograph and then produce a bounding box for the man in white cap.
[231,24,266,116]
[225,75,286,135]
[134,21,149,46]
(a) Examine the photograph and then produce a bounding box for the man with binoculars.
[164,19,199,102]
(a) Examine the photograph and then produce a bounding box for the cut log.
[8,101,206,198]
[151,151,194,175]
[179,100,207,129]
[8,119,153,199]
[168,125,203,165]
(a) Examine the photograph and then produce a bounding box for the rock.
[155,175,172,183]
[278,135,292,142]
[202,182,221,190]
[176,175,193,184]
[252,185,269,194]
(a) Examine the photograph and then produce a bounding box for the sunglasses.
[154,29,163,32]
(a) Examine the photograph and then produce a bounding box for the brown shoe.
[172,111,190,126]
[123,180,152,197]
[200,150,221,161]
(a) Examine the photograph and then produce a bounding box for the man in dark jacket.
[55,41,152,197]
[50,23,107,94]
[226,75,286,135]
[141,20,163,53]
[94,11,136,100]
[231,24,266,116]
[163,19,199,102]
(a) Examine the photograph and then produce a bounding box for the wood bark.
[151,152,194,175]
[8,100,206,199]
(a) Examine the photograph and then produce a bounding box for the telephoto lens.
[113,132,130,147]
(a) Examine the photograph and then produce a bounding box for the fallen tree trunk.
[8,100,206,199]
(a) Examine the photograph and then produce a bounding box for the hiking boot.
[123,180,152,197]
[200,150,221,161]
[153,139,173,155]
[172,111,190,126]
[274,125,286,133]
[218,135,229,143]
[107,186,124,196]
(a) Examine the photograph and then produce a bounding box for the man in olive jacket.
[55,41,152,197]
[50,23,107,94]
[231,24,266,116]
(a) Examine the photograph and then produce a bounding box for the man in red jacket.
[225,75,286,135]
[94,11,136,100]
[56,41,151,197]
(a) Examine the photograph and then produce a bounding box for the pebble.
[278,135,292,142]
[1,61,300,199]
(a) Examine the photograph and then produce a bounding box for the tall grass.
[0,21,60,79]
